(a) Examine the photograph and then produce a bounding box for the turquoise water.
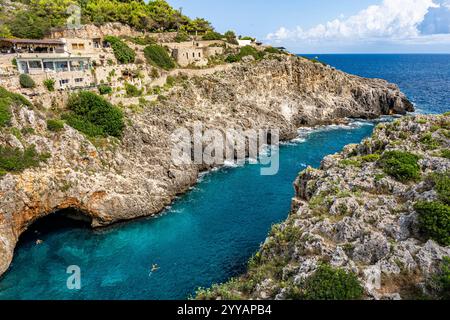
[0,54,449,300]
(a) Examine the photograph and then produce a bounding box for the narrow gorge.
[0,55,414,278]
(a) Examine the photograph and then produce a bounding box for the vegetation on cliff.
[0,87,31,127]
[64,91,124,138]
[104,36,136,64]
[0,145,50,176]
[143,44,176,70]
[19,74,36,89]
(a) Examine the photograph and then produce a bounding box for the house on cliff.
[164,40,226,67]
[0,37,99,90]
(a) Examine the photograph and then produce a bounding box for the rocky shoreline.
[0,55,413,277]
[197,114,450,300]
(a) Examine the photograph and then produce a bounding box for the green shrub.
[441,149,450,159]
[98,84,113,95]
[46,119,64,132]
[43,79,55,92]
[224,30,238,44]
[421,133,440,150]
[144,45,175,70]
[380,151,421,182]
[415,201,450,246]
[21,127,35,135]
[165,76,176,87]
[0,145,50,175]
[434,257,450,300]
[300,264,364,300]
[152,86,161,95]
[65,91,125,138]
[431,172,450,205]
[239,45,265,60]
[62,113,105,137]
[124,83,142,97]
[225,54,240,63]
[202,31,223,41]
[19,74,36,88]
[104,36,136,64]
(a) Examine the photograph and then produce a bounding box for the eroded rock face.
[0,55,413,276]
[200,114,450,300]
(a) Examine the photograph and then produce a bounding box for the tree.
[8,11,51,39]
[0,25,12,38]
[224,30,238,44]
[183,17,213,34]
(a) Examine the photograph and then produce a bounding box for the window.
[59,79,69,86]
[55,61,69,72]
[28,60,42,69]
[198,52,201,57]
[72,43,85,50]
[43,61,54,71]
[75,78,83,83]
[192,52,195,58]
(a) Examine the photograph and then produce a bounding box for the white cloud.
[267,0,449,43]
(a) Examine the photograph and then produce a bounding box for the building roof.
[0,38,64,45]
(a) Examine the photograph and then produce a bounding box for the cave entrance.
[17,208,93,247]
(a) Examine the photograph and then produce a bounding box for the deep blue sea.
[0,54,449,300]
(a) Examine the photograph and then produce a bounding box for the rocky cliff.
[197,114,450,300]
[0,55,413,276]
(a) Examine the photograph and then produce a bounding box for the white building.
[237,39,253,47]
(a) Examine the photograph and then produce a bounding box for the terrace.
[0,38,66,54]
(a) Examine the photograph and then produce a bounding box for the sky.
[167,0,450,53]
